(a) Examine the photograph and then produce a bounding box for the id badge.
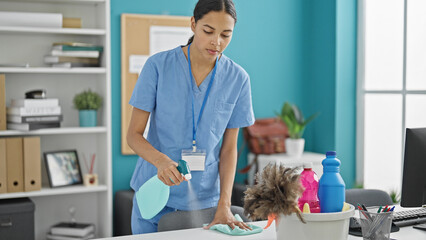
[181,149,206,171]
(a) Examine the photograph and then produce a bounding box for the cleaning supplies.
[318,151,345,213]
[298,162,321,213]
[135,160,191,219]
[341,202,350,212]
[303,203,311,213]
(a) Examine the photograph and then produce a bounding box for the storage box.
[276,204,355,240]
[0,198,35,240]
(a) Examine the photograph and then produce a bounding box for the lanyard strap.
[188,43,218,151]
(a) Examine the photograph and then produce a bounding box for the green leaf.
[291,104,304,124]
[281,102,293,117]
[303,112,319,126]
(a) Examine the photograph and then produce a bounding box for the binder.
[62,17,82,28]
[0,74,6,130]
[0,138,6,193]
[6,137,24,192]
[23,137,41,192]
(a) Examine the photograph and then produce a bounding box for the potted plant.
[277,102,318,157]
[73,89,102,127]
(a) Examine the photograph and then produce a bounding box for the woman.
[127,0,254,234]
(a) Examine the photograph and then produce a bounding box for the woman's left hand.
[203,204,252,231]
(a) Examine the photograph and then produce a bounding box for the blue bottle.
[318,151,345,213]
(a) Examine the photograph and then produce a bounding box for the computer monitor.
[401,128,426,207]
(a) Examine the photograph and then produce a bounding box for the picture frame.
[44,150,83,188]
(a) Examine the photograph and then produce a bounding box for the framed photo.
[44,150,83,188]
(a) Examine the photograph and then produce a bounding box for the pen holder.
[83,173,98,186]
[359,209,393,240]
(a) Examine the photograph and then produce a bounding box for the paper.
[129,55,149,74]
[149,26,193,55]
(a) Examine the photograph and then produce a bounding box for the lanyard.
[187,43,219,151]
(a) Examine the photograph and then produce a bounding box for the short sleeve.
[129,59,158,112]
[226,76,255,129]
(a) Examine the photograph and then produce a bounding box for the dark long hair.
[187,0,237,45]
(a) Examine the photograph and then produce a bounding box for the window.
[357,0,426,192]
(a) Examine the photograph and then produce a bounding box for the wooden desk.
[100,220,426,240]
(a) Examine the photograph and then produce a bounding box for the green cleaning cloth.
[204,214,263,236]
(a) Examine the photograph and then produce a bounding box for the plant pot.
[79,110,97,127]
[285,138,305,158]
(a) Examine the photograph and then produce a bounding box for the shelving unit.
[0,67,107,73]
[0,0,111,239]
[0,126,107,136]
[0,26,106,35]
[0,185,108,199]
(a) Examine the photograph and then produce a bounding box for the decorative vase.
[285,138,305,158]
[83,173,98,186]
[79,110,97,127]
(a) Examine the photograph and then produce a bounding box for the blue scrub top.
[129,46,255,210]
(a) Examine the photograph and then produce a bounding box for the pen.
[383,205,389,212]
[361,204,368,212]
[377,206,382,213]
[358,203,372,221]
[390,206,395,212]
[362,204,373,220]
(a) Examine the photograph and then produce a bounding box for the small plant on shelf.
[277,102,319,157]
[73,89,102,111]
[73,89,102,127]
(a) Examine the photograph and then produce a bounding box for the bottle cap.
[303,162,313,169]
[326,151,337,157]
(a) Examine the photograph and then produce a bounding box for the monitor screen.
[401,128,426,207]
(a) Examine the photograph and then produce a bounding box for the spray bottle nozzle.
[177,160,192,180]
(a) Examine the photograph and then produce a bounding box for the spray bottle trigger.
[177,159,192,180]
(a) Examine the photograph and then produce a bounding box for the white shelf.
[0,0,105,3]
[0,26,106,35]
[0,0,112,238]
[0,185,108,199]
[0,67,106,74]
[0,126,107,136]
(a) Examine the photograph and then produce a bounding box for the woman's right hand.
[155,156,184,186]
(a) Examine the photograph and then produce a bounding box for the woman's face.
[191,10,235,61]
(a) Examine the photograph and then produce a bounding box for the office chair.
[345,189,393,207]
[158,205,249,232]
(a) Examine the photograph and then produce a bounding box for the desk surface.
[101,220,426,240]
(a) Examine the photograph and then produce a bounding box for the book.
[11,98,59,108]
[7,106,61,116]
[0,74,5,130]
[50,222,95,237]
[46,233,94,240]
[0,11,62,28]
[44,56,99,65]
[51,50,100,58]
[52,45,103,52]
[0,63,30,68]
[52,42,96,47]
[7,114,63,124]
[7,122,60,131]
[51,62,100,68]
[62,18,82,28]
